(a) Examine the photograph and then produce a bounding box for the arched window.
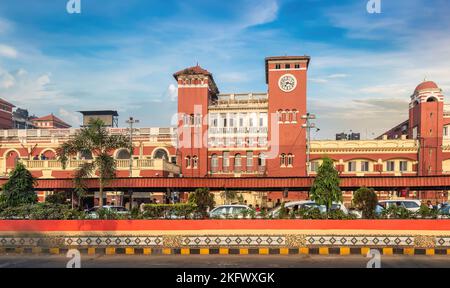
[258,153,266,167]
[285,110,290,122]
[427,97,438,102]
[6,151,20,169]
[291,110,298,123]
[153,149,169,161]
[234,154,242,172]
[42,150,56,160]
[185,156,191,168]
[287,154,294,166]
[192,156,198,169]
[280,153,286,167]
[211,154,218,169]
[116,149,131,160]
[80,150,93,160]
[277,110,283,122]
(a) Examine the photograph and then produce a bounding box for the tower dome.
[414,81,439,93]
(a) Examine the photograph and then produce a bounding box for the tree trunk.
[99,179,104,208]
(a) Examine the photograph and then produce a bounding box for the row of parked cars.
[83,200,450,219]
[209,199,450,219]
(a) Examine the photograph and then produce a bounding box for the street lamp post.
[126,117,139,209]
[301,113,316,176]
[126,117,140,177]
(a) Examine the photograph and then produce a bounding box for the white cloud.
[0,18,12,34]
[58,108,80,126]
[328,74,348,79]
[16,68,27,77]
[0,69,15,89]
[310,78,328,84]
[36,73,51,87]
[242,0,279,28]
[0,44,18,58]
[168,84,178,102]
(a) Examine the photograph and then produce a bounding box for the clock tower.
[266,56,310,177]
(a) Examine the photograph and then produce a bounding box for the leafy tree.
[2,162,37,207]
[188,188,215,219]
[57,119,129,208]
[310,157,342,215]
[46,191,70,205]
[220,189,237,204]
[353,187,378,219]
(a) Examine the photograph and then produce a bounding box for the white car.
[86,206,129,219]
[378,200,421,213]
[208,205,254,219]
[269,201,351,218]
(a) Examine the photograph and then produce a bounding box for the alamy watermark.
[66,249,81,268]
[367,0,382,14]
[67,0,81,14]
[366,249,381,268]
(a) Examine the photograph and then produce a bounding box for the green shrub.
[277,202,288,219]
[2,163,37,207]
[0,203,82,220]
[142,203,197,219]
[380,205,414,219]
[329,209,356,220]
[46,192,70,205]
[416,204,438,219]
[188,188,215,219]
[353,187,378,219]
[297,207,325,219]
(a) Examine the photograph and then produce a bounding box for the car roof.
[283,201,316,206]
[379,200,420,203]
[213,205,249,208]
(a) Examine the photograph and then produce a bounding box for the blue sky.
[0,0,449,139]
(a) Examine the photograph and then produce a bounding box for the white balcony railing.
[20,158,180,175]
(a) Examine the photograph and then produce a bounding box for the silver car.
[209,205,254,219]
[86,206,129,219]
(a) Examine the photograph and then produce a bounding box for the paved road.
[0,254,449,268]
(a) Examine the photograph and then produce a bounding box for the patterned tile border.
[2,235,450,250]
[0,247,448,256]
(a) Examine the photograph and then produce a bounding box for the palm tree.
[57,119,130,208]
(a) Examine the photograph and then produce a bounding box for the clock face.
[278,74,297,92]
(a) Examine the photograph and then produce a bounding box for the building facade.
[0,55,449,205]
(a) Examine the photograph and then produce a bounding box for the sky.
[0,0,449,139]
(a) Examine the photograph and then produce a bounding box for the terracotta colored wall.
[267,61,307,177]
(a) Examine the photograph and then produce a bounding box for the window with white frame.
[211,154,218,168]
[400,161,408,172]
[386,161,395,172]
[185,156,191,168]
[287,154,294,167]
[246,152,253,168]
[348,161,357,172]
[280,154,286,167]
[258,153,266,167]
[192,156,198,169]
[234,154,242,169]
[361,161,369,172]
[223,152,230,169]
[310,161,319,172]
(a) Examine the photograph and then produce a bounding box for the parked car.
[269,200,354,218]
[208,205,254,219]
[269,201,321,218]
[377,200,422,213]
[86,206,129,219]
[438,205,450,218]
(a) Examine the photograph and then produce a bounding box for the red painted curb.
[1,220,450,232]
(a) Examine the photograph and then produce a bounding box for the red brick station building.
[0,56,449,207]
